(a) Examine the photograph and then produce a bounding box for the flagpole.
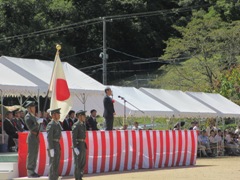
[42,44,61,113]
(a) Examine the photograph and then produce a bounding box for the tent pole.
[37,89,40,115]
[0,89,4,144]
[83,93,86,111]
[20,95,22,108]
[43,90,49,113]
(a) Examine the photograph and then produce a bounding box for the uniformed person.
[72,110,87,180]
[46,108,62,180]
[24,101,40,178]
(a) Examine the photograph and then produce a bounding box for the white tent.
[0,56,105,113]
[140,88,217,118]
[0,63,38,96]
[0,56,105,95]
[187,92,240,118]
[110,86,174,117]
[0,56,176,117]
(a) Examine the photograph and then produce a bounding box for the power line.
[105,4,210,21]
[0,20,102,42]
[0,5,210,42]
[61,47,102,59]
[108,48,157,62]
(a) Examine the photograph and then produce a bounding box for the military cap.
[12,108,21,116]
[76,110,87,116]
[24,101,37,108]
[48,108,61,115]
[5,111,13,115]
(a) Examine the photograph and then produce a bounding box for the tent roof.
[140,88,217,118]
[187,92,240,118]
[0,56,105,96]
[0,63,38,96]
[110,86,174,117]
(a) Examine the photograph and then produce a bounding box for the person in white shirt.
[235,125,240,135]
[215,130,223,156]
[209,130,217,156]
[132,122,141,130]
[193,122,200,130]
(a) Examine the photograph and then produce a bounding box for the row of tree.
[0,0,239,103]
[151,0,240,104]
[0,0,180,82]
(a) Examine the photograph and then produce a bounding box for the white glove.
[74,148,80,155]
[50,149,54,157]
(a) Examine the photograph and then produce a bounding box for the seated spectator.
[189,121,195,130]
[121,124,128,130]
[198,130,213,157]
[3,111,18,152]
[0,113,9,146]
[197,131,208,157]
[206,122,218,136]
[235,125,240,135]
[86,109,99,131]
[132,122,141,130]
[20,110,28,130]
[209,130,217,156]
[173,121,185,130]
[215,129,224,156]
[224,132,240,156]
[13,109,24,132]
[173,123,180,130]
[193,122,200,130]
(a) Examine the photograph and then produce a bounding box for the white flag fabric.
[49,50,72,122]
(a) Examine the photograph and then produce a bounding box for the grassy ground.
[62,156,240,180]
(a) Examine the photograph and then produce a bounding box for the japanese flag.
[49,50,72,121]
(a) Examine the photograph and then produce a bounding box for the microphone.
[118,95,124,99]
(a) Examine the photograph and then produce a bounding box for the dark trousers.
[27,134,39,176]
[74,143,86,179]
[105,117,114,130]
[48,143,61,180]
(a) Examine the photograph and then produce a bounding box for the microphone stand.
[118,96,144,126]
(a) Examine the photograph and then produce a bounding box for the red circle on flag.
[56,79,70,101]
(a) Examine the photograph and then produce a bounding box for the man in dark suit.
[86,109,99,131]
[62,110,75,131]
[103,87,115,130]
[13,109,24,132]
[3,111,18,152]
[20,110,28,130]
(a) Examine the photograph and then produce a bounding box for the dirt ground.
[62,157,240,180]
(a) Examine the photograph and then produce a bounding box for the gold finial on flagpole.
[56,44,61,51]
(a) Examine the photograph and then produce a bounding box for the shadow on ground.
[62,164,216,179]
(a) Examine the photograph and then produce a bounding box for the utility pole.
[102,17,108,85]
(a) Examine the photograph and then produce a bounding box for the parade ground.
[63,157,240,180]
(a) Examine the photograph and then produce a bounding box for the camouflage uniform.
[72,120,86,180]
[25,111,40,177]
[46,120,62,180]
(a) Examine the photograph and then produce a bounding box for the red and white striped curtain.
[18,130,197,177]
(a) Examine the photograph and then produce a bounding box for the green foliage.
[151,4,240,97]
[216,66,240,104]
[0,0,179,72]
